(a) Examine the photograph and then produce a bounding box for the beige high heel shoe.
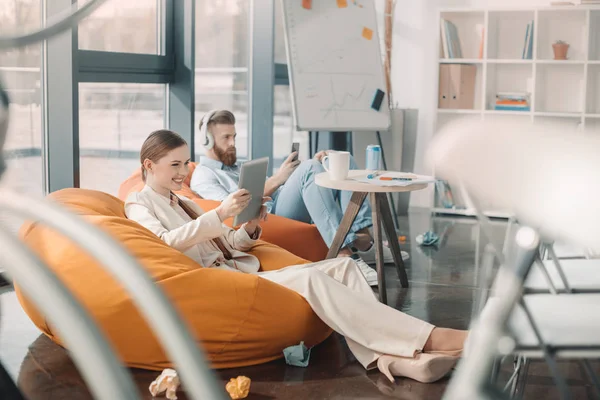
[428,348,462,357]
[377,353,459,383]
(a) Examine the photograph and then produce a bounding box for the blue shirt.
[190,157,279,212]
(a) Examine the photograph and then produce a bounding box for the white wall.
[388,0,551,208]
[385,0,470,209]
[474,0,548,6]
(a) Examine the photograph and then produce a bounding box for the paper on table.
[350,172,436,187]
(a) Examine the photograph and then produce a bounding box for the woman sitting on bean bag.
[125,129,468,383]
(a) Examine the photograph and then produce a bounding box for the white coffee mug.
[321,151,350,180]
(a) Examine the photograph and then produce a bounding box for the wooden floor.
[2,211,599,399]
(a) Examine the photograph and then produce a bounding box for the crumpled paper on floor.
[283,341,311,367]
[225,376,251,399]
[149,368,180,400]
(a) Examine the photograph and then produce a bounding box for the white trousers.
[258,258,435,369]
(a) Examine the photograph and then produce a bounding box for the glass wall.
[194,0,249,161]
[273,85,308,170]
[274,0,287,64]
[78,83,166,195]
[78,0,162,54]
[273,2,307,170]
[0,0,44,196]
[0,0,286,195]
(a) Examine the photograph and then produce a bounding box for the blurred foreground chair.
[0,189,227,400]
[428,119,600,400]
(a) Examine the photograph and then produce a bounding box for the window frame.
[44,0,190,192]
[42,0,282,192]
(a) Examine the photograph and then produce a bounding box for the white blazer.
[124,185,261,273]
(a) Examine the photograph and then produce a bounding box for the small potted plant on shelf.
[552,40,570,60]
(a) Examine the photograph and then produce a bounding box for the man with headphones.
[190,110,408,286]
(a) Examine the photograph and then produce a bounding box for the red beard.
[215,145,237,166]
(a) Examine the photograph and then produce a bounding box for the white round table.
[315,170,428,304]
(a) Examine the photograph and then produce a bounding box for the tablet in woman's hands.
[233,157,269,226]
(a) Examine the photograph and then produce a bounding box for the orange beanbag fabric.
[118,164,328,262]
[15,188,331,371]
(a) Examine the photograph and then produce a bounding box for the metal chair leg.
[512,357,530,400]
[581,359,600,397]
[0,359,25,400]
[490,356,502,385]
[518,300,570,400]
[443,226,540,400]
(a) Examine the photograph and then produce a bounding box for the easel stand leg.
[370,192,388,304]
[376,192,409,288]
[376,130,400,230]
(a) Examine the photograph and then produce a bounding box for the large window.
[273,85,308,169]
[194,0,249,160]
[0,0,44,196]
[78,83,166,195]
[78,0,162,54]
[273,4,306,169]
[274,0,288,64]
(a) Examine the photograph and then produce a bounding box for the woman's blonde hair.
[140,129,187,182]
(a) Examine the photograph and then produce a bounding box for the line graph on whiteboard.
[282,0,390,130]
[322,78,367,122]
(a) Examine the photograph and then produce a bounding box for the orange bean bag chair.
[118,163,328,262]
[15,188,332,371]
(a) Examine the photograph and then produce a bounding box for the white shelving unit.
[433,5,600,219]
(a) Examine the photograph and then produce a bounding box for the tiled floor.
[1,211,599,399]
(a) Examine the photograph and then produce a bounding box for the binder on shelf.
[438,64,451,108]
[438,64,476,109]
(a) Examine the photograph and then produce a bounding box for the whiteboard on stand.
[280,0,391,132]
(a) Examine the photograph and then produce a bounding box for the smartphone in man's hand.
[291,142,300,162]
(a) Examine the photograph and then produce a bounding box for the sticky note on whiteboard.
[362,27,373,40]
[302,0,312,9]
[337,0,348,8]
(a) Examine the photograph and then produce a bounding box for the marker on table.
[379,177,413,181]
[367,171,383,179]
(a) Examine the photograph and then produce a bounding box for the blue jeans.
[272,156,372,248]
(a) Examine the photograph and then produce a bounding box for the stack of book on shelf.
[494,92,530,112]
[522,20,534,60]
[440,19,463,59]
